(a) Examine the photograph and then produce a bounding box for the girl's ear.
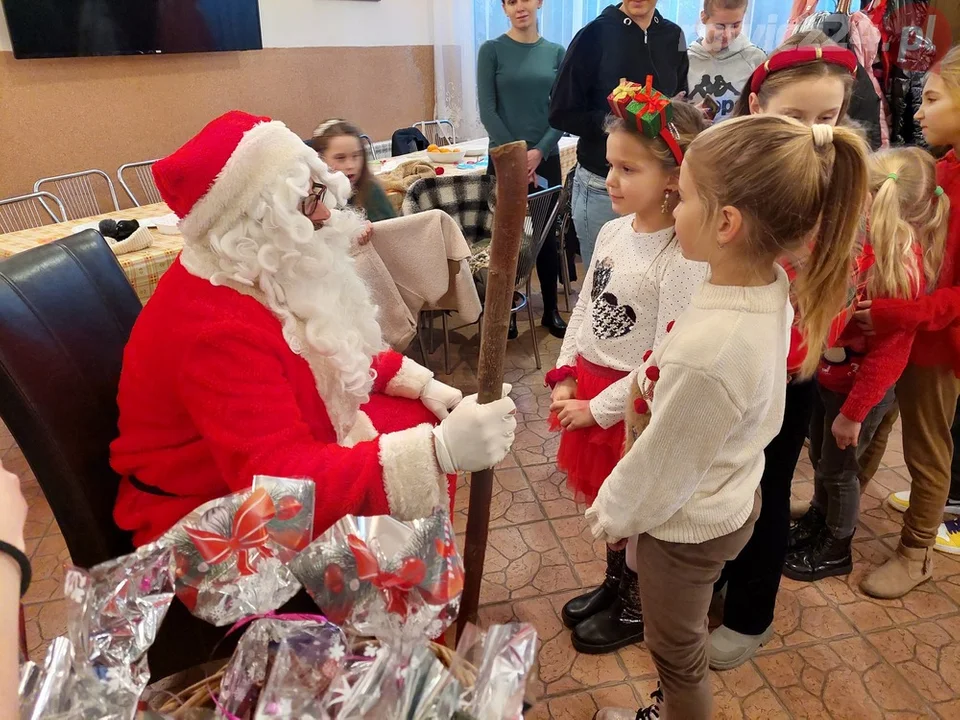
[665,170,681,193]
[748,92,763,116]
[716,205,744,249]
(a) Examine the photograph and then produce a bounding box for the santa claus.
[111,111,516,546]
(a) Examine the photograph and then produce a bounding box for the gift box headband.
[607,76,684,166]
[750,46,858,95]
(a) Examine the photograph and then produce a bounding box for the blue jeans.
[572,165,617,269]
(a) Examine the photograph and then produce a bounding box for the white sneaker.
[936,520,960,555]
[887,491,960,515]
[709,624,775,671]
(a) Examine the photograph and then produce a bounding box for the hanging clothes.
[848,12,889,147]
[784,0,820,41]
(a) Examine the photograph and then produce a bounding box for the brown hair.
[868,147,950,297]
[307,119,374,209]
[703,0,747,17]
[605,100,708,172]
[685,115,869,378]
[732,31,855,119]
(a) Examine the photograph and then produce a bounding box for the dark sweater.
[549,5,689,177]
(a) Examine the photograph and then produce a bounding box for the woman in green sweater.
[478,0,567,338]
[309,119,397,223]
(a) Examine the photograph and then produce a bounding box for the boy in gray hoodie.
[687,0,766,123]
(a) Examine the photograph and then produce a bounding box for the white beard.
[180,153,386,441]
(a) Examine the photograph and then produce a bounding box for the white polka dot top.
[555,216,707,428]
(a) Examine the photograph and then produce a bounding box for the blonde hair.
[733,31,855,119]
[685,116,869,378]
[934,45,960,109]
[868,148,950,298]
[703,0,747,17]
[605,101,708,172]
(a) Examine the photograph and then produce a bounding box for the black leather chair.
[0,230,138,567]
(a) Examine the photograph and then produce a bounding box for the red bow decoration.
[347,534,427,618]
[420,538,464,605]
[184,488,277,576]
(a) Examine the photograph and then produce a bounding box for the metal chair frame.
[34,169,120,221]
[359,134,378,162]
[0,191,67,233]
[413,120,457,147]
[118,160,162,207]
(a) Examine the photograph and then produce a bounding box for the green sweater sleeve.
[361,181,397,223]
[477,41,514,149]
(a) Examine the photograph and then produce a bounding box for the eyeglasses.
[300,183,328,216]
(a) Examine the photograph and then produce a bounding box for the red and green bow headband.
[607,76,684,166]
[750,45,858,94]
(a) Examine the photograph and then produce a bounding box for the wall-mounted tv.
[2,0,263,59]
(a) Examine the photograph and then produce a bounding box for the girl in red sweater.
[856,45,960,599]
[785,147,948,583]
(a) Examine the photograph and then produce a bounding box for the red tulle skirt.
[550,356,628,505]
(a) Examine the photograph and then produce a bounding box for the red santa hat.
[153,110,323,241]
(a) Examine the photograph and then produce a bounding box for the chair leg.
[441,312,451,376]
[558,229,572,313]
[526,280,541,370]
[417,314,431,370]
[428,311,437,355]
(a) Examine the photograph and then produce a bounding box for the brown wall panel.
[0,46,434,202]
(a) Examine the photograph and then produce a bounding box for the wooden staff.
[457,141,528,637]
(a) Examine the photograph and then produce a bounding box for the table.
[375,136,578,182]
[0,203,180,304]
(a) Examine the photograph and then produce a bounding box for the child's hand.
[358,221,375,246]
[551,399,597,430]
[854,300,874,336]
[607,539,628,551]
[832,413,861,450]
[551,377,577,403]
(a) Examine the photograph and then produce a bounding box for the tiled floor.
[13,286,960,718]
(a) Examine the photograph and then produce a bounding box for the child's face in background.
[916,73,960,149]
[322,135,365,189]
[605,130,675,221]
[700,6,746,52]
[750,76,846,127]
[673,162,708,262]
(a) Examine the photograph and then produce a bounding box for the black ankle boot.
[541,309,567,339]
[507,314,518,340]
[562,546,623,628]
[572,566,643,654]
[787,506,826,552]
[783,528,854,582]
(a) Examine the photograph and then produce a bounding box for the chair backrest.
[118,160,162,207]
[391,127,431,157]
[413,120,457,147]
[0,191,67,233]
[0,230,140,567]
[516,186,563,286]
[358,134,378,162]
[34,169,120,221]
[401,175,497,247]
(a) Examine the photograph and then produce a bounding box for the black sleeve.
[676,32,690,96]
[849,64,883,151]
[549,26,607,140]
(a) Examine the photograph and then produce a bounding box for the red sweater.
[869,151,960,375]
[112,260,449,546]
[817,244,924,422]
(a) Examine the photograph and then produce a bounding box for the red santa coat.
[112,259,451,546]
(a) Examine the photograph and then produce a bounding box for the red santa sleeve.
[371,350,434,398]
[178,328,447,535]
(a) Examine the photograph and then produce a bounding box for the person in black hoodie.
[549,1,689,269]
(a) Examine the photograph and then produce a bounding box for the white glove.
[420,378,463,420]
[433,385,516,474]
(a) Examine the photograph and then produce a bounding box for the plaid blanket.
[402,175,497,251]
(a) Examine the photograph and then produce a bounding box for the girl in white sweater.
[591,116,869,720]
[547,91,707,655]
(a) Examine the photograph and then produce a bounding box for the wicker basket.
[146,641,474,718]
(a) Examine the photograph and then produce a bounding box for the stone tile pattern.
[13,286,960,718]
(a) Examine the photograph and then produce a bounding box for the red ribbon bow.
[348,534,427,618]
[184,488,277,576]
[632,76,670,124]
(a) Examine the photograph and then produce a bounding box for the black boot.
[541,309,568,339]
[562,546,623,628]
[572,566,643,654]
[507,314,518,340]
[787,505,826,552]
[783,527,854,582]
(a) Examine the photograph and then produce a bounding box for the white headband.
[811,124,834,148]
[313,118,345,138]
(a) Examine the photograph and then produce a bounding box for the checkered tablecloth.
[0,203,182,304]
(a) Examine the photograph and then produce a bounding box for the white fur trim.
[378,424,445,520]
[341,411,379,448]
[179,121,319,242]
[385,357,434,399]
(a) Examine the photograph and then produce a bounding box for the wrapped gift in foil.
[289,509,463,641]
[216,617,345,720]
[19,543,176,720]
[465,624,538,720]
[161,476,315,626]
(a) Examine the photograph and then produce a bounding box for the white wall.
[0,0,435,53]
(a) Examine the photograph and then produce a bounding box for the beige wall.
[0,46,434,203]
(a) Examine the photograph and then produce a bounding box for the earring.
[661,191,672,215]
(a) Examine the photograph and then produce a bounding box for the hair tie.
[607,76,684,165]
[313,118,344,138]
[811,124,834,147]
[936,186,945,197]
[887,172,899,182]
